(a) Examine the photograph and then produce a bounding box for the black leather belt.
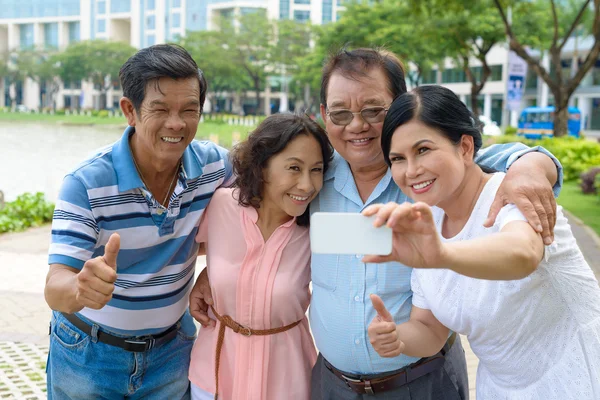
[324,332,457,395]
[60,312,179,352]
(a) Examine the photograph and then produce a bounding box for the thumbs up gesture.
[75,233,120,310]
[368,294,405,358]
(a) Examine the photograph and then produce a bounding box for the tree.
[180,29,251,112]
[493,0,600,137]
[0,52,28,108]
[56,40,136,109]
[7,49,62,109]
[315,0,446,89]
[183,11,313,115]
[429,2,505,117]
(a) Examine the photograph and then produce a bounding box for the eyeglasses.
[326,106,389,126]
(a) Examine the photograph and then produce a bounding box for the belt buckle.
[342,374,374,395]
[123,339,150,352]
[238,325,252,337]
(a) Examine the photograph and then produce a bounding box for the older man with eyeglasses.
[308,48,563,400]
[188,47,563,400]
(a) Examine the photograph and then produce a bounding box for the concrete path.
[0,211,599,399]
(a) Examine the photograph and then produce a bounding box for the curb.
[563,209,600,248]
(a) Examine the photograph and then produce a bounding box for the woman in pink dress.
[188,114,333,400]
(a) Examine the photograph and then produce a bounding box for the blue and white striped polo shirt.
[48,126,232,336]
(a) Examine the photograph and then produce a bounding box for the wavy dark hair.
[231,113,334,226]
[381,85,495,173]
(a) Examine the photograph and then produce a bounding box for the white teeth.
[413,180,434,190]
[162,137,182,143]
[350,138,370,143]
[288,194,309,201]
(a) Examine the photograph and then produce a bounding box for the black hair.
[119,44,207,114]
[320,47,407,108]
[231,113,334,226]
[381,85,495,173]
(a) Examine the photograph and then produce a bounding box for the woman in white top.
[363,85,600,399]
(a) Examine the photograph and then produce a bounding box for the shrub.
[537,137,600,181]
[55,109,66,115]
[0,192,55,233]
[505,126,518,135]
[485,135,600,182]
[580,167,600,194]
[97,110,109,118]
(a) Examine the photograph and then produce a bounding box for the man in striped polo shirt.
[44,44,231,399]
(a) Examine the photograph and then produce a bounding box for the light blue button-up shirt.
[309,143,563,374]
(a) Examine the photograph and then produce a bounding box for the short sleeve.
[476,143,563,198]
[493,204,527,231]
[196,210,208,243]
[48,174,99,270]
[410,270,430,310]
[217,146,235,186]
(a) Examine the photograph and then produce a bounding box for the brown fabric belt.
[210,305,303,400]
[324,332,457,395]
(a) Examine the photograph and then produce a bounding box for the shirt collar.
[112,126,144,193]
[112,126,205,192]
[324,151,395,208]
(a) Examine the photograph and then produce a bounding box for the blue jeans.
[46,310,196,400]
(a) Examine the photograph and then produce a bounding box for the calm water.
[0,122,124,202]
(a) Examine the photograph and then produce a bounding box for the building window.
[147,0,156,10]
[147,34,155,46]
[20,24,34,49]
[172,0,181,7]
[171,12,181,28]
[279,0,290,19]
[97,19,106,33]
[111,1,131,13]
[441,68,466,83]
[322,0,332,23]
[44,23,59,49]
[68,22,80,43]
[97,0,106,15]
[593,61,600,86]
[490,65,503,81]
[526,68,538,89]
[147,15,156,30]
[295,0,310,3]
[421,69,437,84]
[293,10,310,22]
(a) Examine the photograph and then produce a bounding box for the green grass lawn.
[558,181,600,236]
[0,111,256,148]
[0,110,126,125]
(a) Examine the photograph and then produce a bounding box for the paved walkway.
[0,212,599,399]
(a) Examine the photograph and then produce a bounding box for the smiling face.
[124,76,201,168]
[260,134,325,222]
[388,119,474,208]
[320,67,393,171]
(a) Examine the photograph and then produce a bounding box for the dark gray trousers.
[310,335,469,400]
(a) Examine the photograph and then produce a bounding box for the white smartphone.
[310,212,392,255]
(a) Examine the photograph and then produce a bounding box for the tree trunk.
[254,78,261,116]
[553,100,570,137]
[470,87,481,118]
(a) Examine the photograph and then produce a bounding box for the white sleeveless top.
[411,173,600,399]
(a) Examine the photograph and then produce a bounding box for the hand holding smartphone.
[310,212,392,255]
